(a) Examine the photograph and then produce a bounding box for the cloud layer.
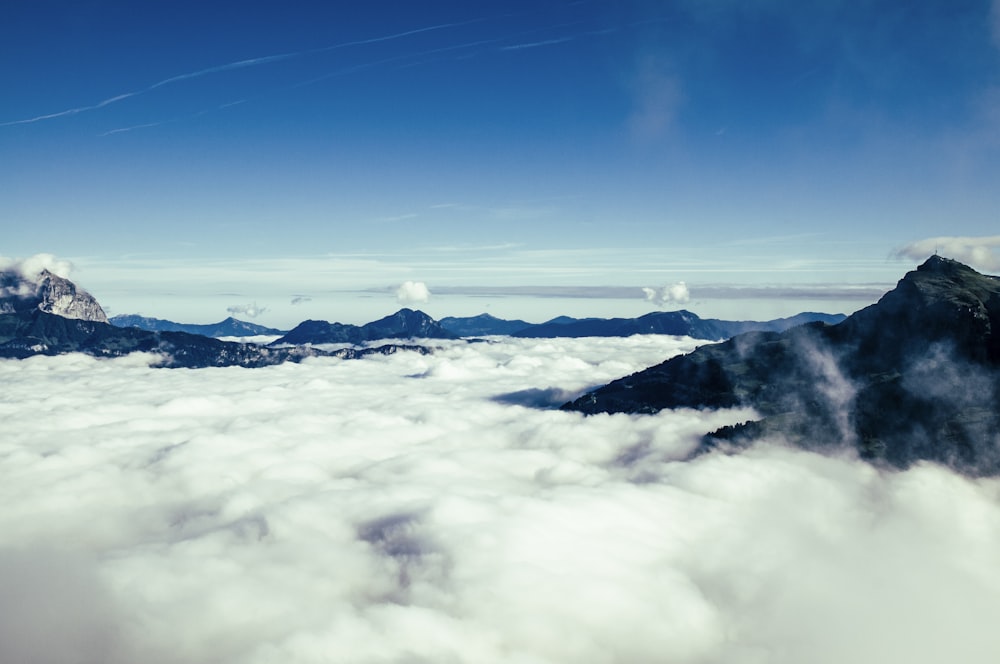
[1,336,999,663]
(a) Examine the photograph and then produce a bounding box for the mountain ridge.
[110,314,286,338]
[563,256,1000,476]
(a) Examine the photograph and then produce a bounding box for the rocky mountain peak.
[35,270,109,323]
[0,267,108,323]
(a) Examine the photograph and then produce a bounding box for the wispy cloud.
[1,22,468,128]
[627,55,684,141]
[499,36,576,51]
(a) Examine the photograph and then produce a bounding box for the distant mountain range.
[510,311,845,339]
[273,308,457,345]
[0,261,849,370]
[565,256,1000,476]
[110,314,286,338]
[278,310,847,345]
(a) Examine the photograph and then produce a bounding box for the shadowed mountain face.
[564,257,1000,476]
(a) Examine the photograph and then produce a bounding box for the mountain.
[0,308,430,368]
[511,310,846,340]
[0,270,431,367]
[438,311,845,339]
[1,268,108,323]
[564,256,1000,476]
[110,315,286,337]
[273,308,457,345]
[439,313,533,336]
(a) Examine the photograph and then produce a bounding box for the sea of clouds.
[2,335,1000,664]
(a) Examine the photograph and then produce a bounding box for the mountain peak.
[565,257,1000,475]
[1,266,108,323]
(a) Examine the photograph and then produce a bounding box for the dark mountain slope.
[564,257,1000,476]
[0,309,428,368]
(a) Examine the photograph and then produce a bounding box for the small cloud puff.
[396,281,430,305]
[642,281,690,307]
[227,302,268,318]
[893,235,1000,272]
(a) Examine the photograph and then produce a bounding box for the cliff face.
[35,270,109,323]
[564,257,1000,476]
[0,268,108,323]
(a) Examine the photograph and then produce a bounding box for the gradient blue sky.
[3,0,999,325]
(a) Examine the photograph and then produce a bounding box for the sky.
[3,338,1000,663]
[2,0,1000,325]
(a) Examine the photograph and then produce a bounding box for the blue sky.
[2,0,999,325]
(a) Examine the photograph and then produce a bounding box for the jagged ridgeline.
[565,256,1000,476]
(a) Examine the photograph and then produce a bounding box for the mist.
[2,335,999,663]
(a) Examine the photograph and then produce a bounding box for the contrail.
[1,21,467,128]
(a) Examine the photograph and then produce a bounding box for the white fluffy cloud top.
[643,281,690,307]
[0,252,73,280]
[395,280,430,305]
[1,336,999,663]
[0,253,74,298]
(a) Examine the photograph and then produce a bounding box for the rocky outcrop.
[0,268,108,323]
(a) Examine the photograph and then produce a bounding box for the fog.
[2,335,999,663]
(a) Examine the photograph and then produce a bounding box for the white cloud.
[1,253,75,299]
[0,252,73,281]
[893,235,1000,272]
[2,336,999,663]
[227,302,268,318]
[396,280,431,305]
[643,281,691,307]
